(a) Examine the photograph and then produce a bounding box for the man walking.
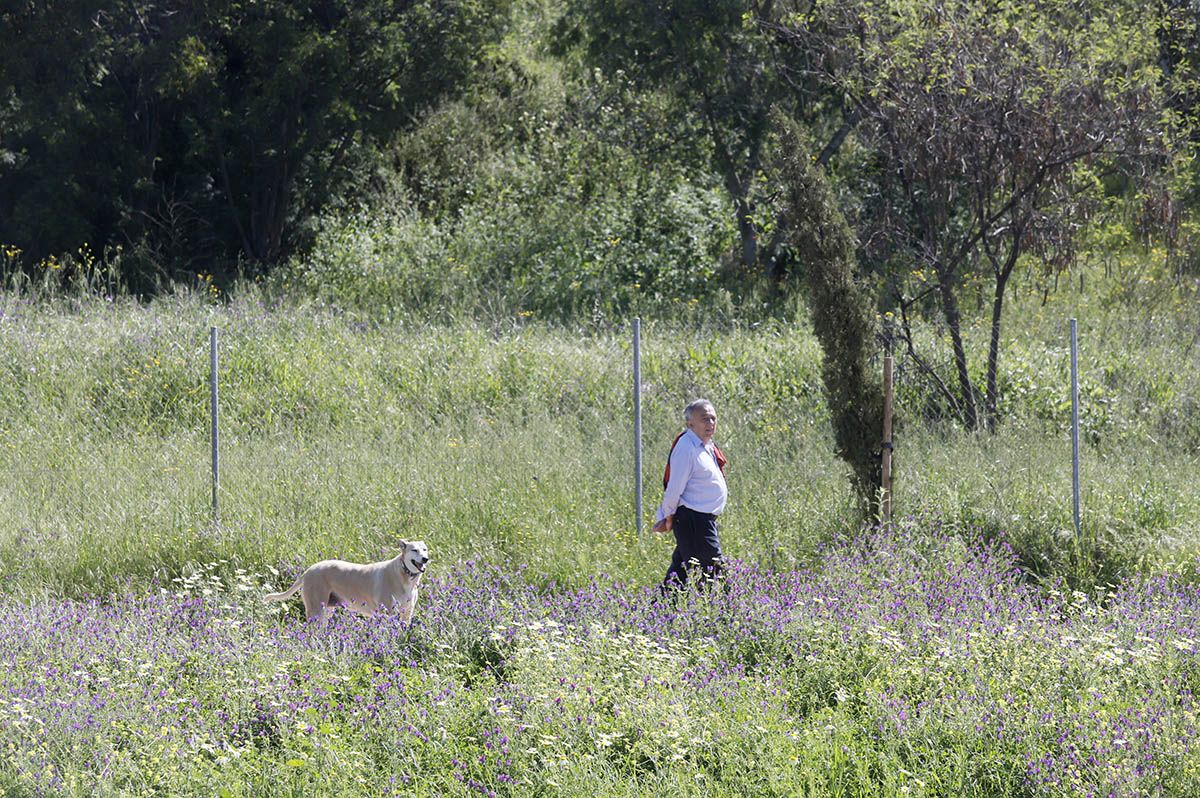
[653,398,727,589]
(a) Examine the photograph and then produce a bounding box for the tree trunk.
[734,195,758,270]
[215,142,254,260]
[937,264,978,429]
[984,267,1010,432]
[982,225,1022,432]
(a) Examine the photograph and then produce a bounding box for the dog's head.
[398,539,431,575]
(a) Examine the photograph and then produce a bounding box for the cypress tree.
[775,119,884,511]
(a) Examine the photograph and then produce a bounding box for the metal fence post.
[633,318,643,540]
[881,355,894,527]
[1070,318,1081,540]
[210,326,219,526]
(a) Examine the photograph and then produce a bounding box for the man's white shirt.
[656,429,728,522]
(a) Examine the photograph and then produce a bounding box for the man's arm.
[654,438,694,529]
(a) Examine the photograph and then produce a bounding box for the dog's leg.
[301,580,330,623]
[396,593,416,624]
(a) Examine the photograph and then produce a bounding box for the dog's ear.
[397,539,408,551]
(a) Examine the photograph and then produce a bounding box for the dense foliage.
[3,0,1186,302]
[5,1,1189,465]
[775,0,1173,430]
[0,0,512,281]
[553,0,806,277]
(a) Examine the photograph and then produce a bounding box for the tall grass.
[0,266,1197,597]
[0,289,836,596]
[1,262,1198,796]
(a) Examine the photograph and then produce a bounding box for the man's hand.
[652,516,674,533]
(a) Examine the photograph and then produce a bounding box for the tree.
[774,117,884,505]
[0,0,512,280]
[770,0,1171,430]
[558,0,885,505]
[555,0,816,277]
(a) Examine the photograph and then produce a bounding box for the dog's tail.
[263,579,303,603]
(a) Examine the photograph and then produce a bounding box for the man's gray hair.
[684,398,715,421]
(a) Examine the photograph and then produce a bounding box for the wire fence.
[0,321,650,566]
[0,313,1100,560]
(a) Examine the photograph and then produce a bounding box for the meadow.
[0,263,1198,795]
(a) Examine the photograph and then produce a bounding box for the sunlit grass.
[1,272,1198,597]
[0,264,1198,795]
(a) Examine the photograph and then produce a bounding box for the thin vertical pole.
[881,355,894,527]
[1069,318,1081,540]
[210,326,219,526]
[633,318,643,540]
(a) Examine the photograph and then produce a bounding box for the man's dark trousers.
[663,505,722,589]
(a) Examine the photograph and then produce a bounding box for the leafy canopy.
[0,0,512,283]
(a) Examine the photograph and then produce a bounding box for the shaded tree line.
[0,0,512,286]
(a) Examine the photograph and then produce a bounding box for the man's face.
[687,405,717,443]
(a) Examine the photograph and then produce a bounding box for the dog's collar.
[400,558,422,578]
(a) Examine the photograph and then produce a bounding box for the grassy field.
[0,266,1198,795]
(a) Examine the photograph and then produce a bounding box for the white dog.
[264,540,430,622]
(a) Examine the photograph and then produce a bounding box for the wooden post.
[881,355,894,527]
